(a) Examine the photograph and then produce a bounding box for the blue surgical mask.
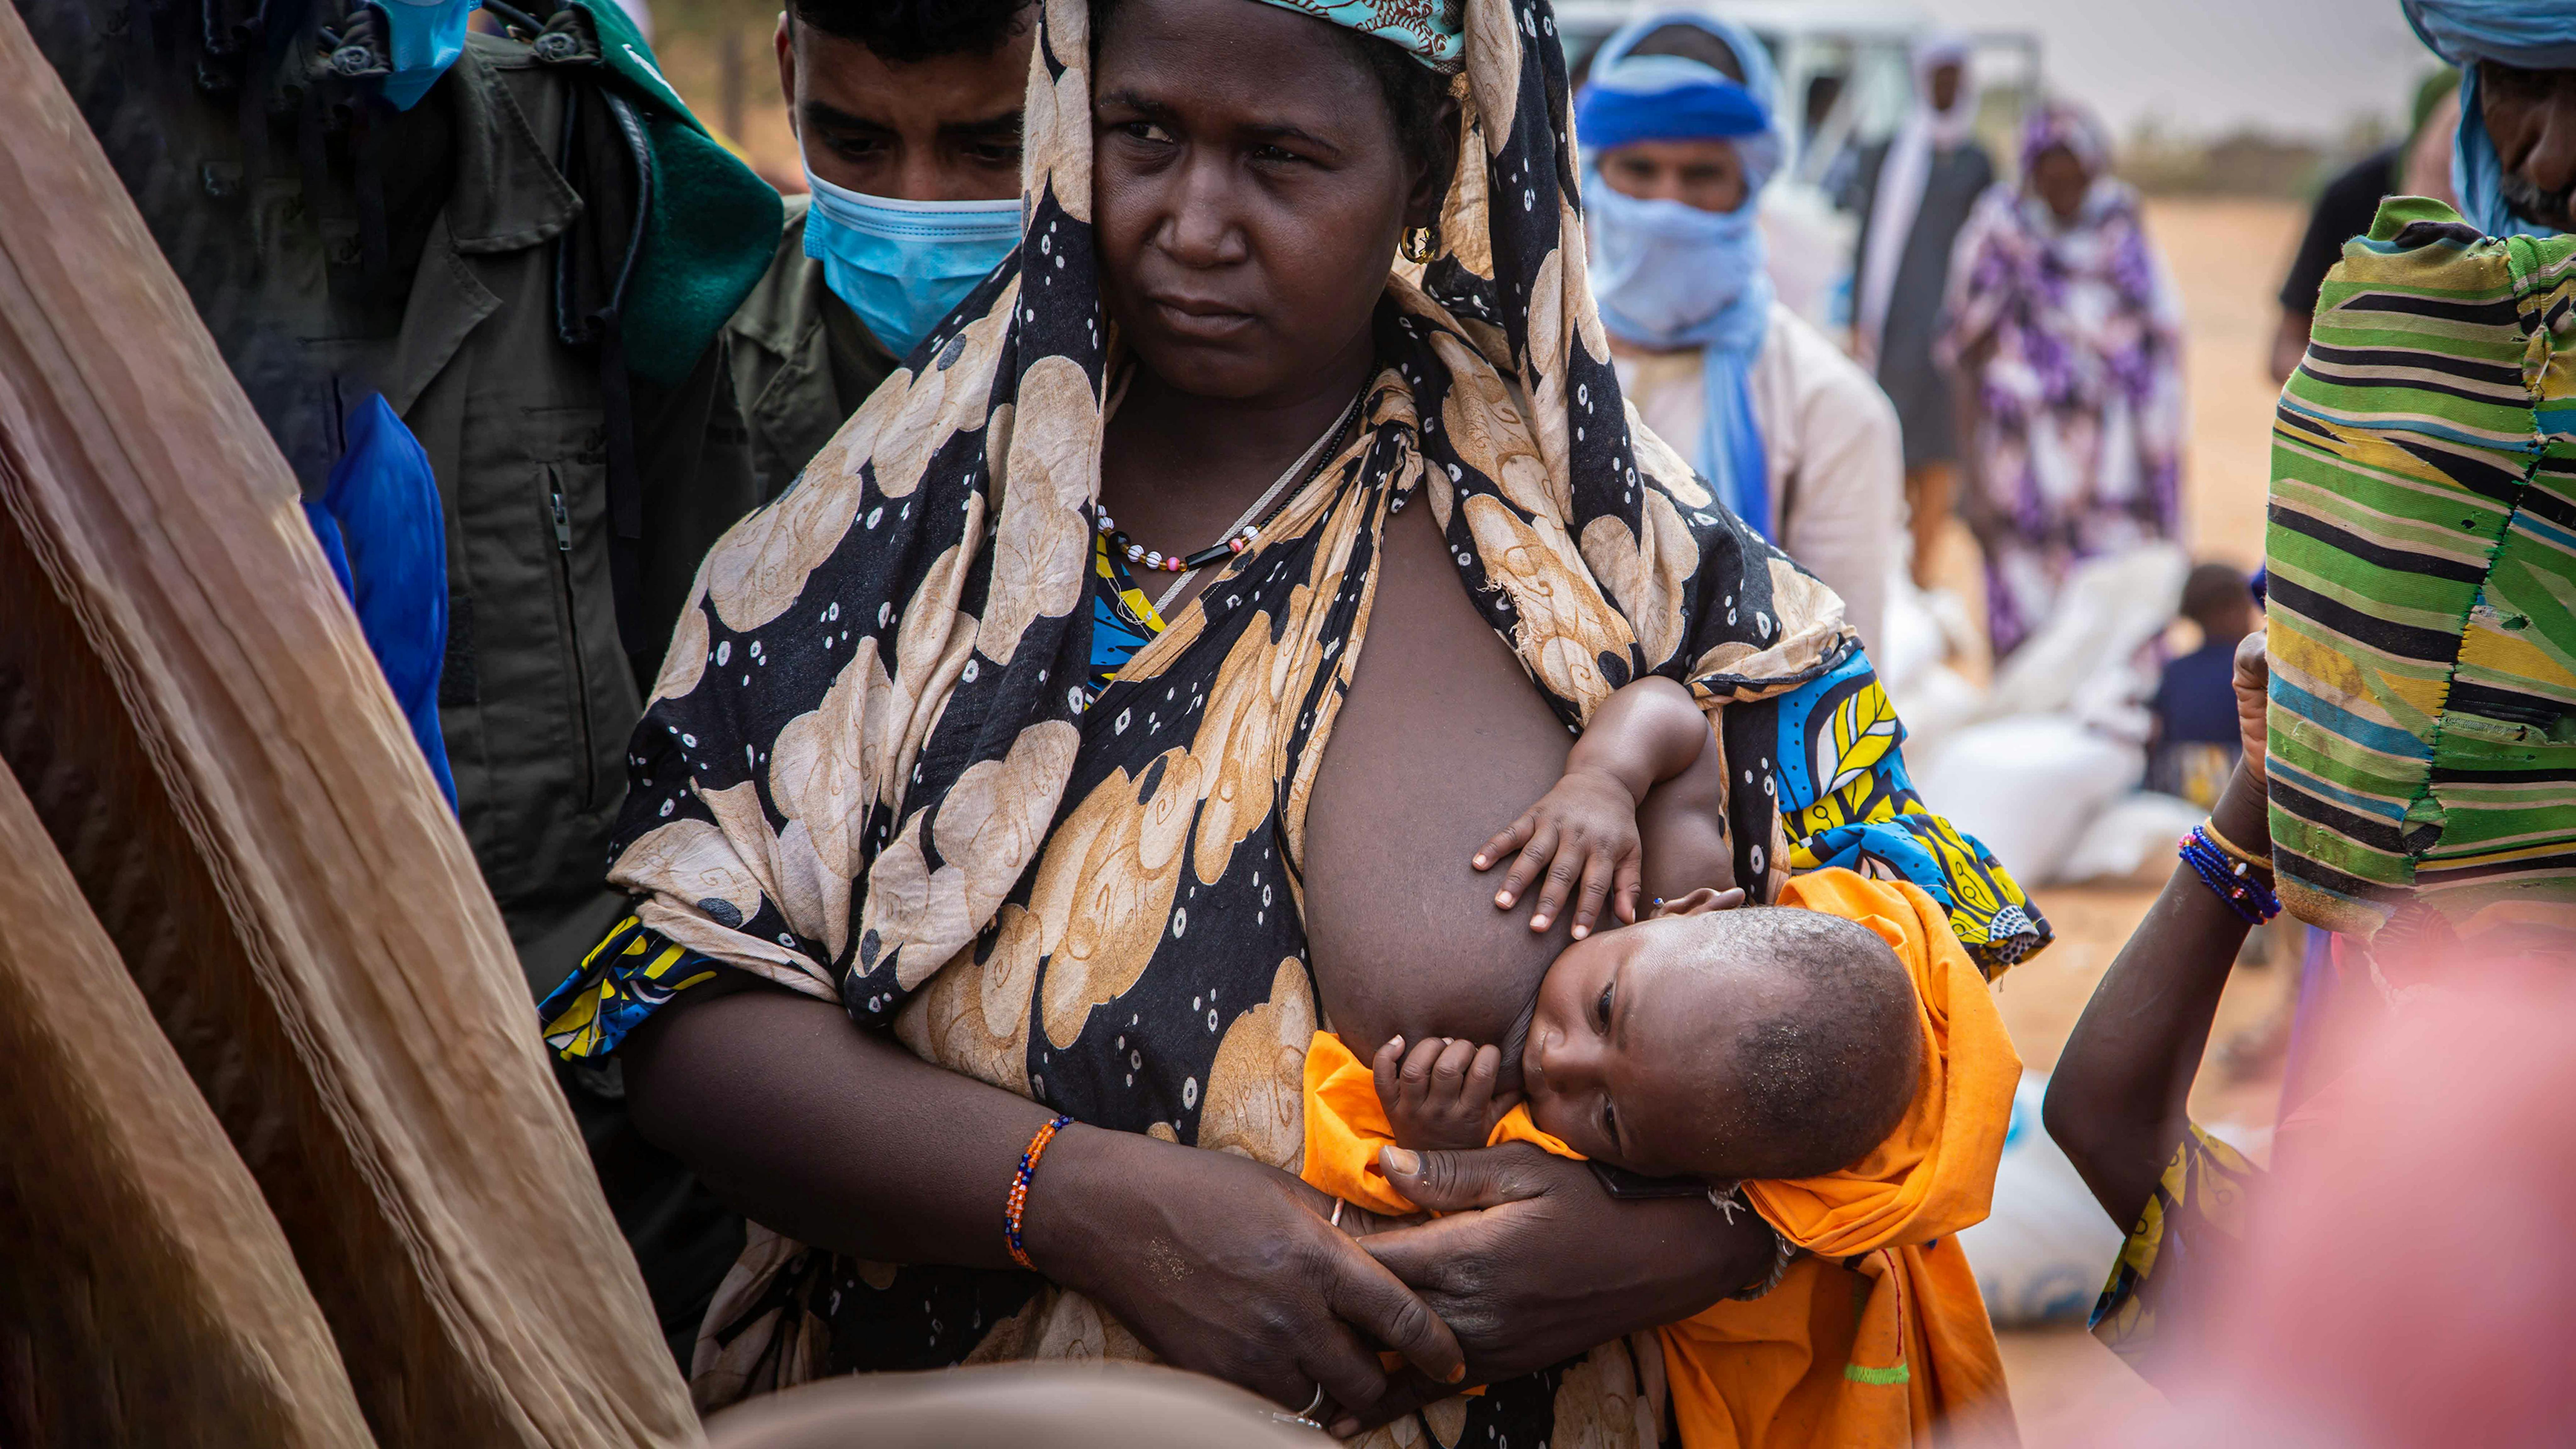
[373,0,478,111]
[1583,170,1771,354]
[802,169,1022,360]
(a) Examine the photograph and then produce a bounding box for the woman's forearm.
[621,982,1063,1268]
[627,985,1470,1408]
[2042,767,2273,1227]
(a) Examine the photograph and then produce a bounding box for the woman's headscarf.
[1855,33,1979,359]
[2018,97,2110,195]
[1574,11,1782,537]
[1243,0,1461,68]
[595,0,1855,1033]
[2402,0,2576,239]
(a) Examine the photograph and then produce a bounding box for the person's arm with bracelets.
[2043,631,2277,1229]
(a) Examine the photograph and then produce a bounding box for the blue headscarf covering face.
[1575,12,1782,538]
[2402,0,2576,238]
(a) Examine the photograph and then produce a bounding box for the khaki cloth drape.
[0,6,697,1444]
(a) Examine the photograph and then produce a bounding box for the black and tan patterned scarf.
[544,0,2044,1433]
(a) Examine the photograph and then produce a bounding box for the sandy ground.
[1985,196,2308,1446]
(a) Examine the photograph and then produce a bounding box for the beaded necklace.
[1097,386,1365,616]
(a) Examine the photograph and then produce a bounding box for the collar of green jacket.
[548,0,783,389]
[728,196,825,364]
[725,196,900,499]
[442,42,583,255]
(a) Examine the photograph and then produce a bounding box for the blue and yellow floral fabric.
[1771,652,2048,973]
[2090,1122,2262,1386]
[1087,532,1165,704]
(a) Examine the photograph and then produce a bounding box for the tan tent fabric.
[0,757,375,1448]
[0,8,699,1445]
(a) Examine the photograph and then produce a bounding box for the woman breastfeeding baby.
[539,0,2040,1443]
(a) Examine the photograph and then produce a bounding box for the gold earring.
[1401,224,1439,264]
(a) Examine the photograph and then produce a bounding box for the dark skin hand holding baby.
[1299,674,2021,1446]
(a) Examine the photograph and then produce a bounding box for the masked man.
[1580,11,1901,650]
[726,0,1036,498]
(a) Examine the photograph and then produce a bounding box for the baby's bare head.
[1521,902,1923,1182]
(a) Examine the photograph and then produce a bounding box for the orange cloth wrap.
[1298,869,2021,1448]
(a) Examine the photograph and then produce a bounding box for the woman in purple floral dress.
[1940,100,2186,658]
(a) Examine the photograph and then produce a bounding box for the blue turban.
[1573,12,1783,536]
[2402,0,2576,238]
[1575,11,1784,191]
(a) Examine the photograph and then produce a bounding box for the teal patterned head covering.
[1247,0,1463,69]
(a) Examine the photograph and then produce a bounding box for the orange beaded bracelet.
[1004,1114,1074,1269]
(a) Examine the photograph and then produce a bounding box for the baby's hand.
[1471,766,1643,938]
[1373,1036,1517,1153]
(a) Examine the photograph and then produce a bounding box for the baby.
[1385,673,1922,1187]
[1299,674,2018,1446]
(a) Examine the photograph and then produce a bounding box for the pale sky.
[1918,0,2438,142]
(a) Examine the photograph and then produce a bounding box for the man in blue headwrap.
[1579,11,1903,651]
[2403,1,2576,237]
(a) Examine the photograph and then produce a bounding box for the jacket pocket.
[545,463,600,811]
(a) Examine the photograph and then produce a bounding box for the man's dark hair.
[2180,561,2252,634]
[1713,909,1922,1181]
[1091,0,1457,174]
[790,0,1037,64]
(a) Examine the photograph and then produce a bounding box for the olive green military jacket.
[724,197,898,502]
[19,8,768,993]
[397,40,771,994]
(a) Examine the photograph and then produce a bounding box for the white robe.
[1615,303,1901,653]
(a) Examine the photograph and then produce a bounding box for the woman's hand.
[1335,1143,1774,1433]
[1020,1125,1464,1422]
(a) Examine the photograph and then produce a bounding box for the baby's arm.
[1474,675,1714,936]
[1372,1035,1517,1153]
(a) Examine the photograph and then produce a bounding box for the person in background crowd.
[2148,563,2257,810]
[2404,0,2575,239]
[1846,34,1995,588]
[2267,71,2460,385]
[728,0,1038,499]
[1940,99,2186,660]
[1580,13,1902,651]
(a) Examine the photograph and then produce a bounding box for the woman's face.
[1597,139,1748,214]
[2029,143,2090,225]
[1092,0,1437,403]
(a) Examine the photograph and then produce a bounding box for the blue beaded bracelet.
[2178,825,2280,924]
